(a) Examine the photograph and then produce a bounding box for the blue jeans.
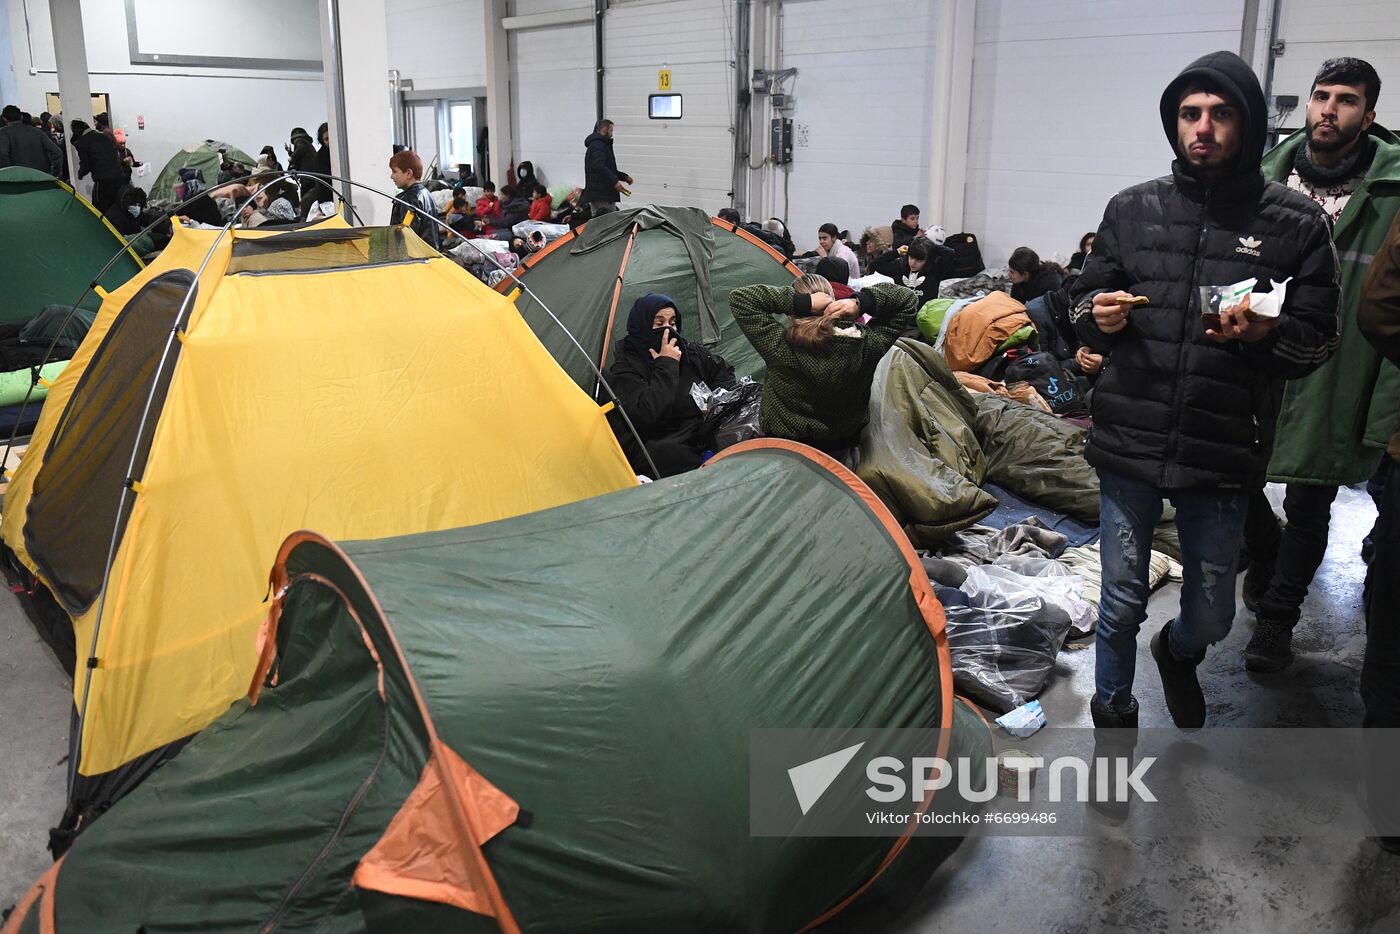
[1095,469,1250,710]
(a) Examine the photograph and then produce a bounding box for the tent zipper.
[258,708,390,932]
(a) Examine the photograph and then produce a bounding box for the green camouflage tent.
[499,205,799,390]
[149,140,256,203]
[5,442,990,933]
[0,167,143,326]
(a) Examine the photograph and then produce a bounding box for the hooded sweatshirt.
[1069,50,1340,489]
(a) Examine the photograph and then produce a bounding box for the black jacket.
[499,195,531,228]
[73,128,123,181]
[0,122,62,174]
[606,341,737,473]
[1011,267,1063,305]
[872,247,954,306]
[287,133,317,172]
[582,132,626,204]
[890,219,921,250]
[389,181,441,250]
[1071,51,1340,490]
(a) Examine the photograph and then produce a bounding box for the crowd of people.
[4,49,1400,846]
[582,53,1400,844]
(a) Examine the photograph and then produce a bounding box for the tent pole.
[69,177,298,798]
[595,221,641,397]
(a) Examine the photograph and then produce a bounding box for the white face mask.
[127,205,141,217]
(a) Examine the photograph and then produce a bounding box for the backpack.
[944,232,984,278]
[1004,351,1090,417]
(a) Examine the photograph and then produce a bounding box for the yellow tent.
[1,218,635,801]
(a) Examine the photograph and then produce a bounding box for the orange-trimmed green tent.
[0,217,635,835]
[0,166,143,326]
[499,205,799,391]
[3,442,992,934]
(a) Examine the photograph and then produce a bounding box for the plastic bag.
[689,380,715,413]
[700,380,763,450]
[942,563,1081,713]
[1198,277,1289,330]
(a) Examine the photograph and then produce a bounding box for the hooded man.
[581,118,633,218]
[1240,58,1400,673]
[1069,51,1339,769]
[70,118,125,212]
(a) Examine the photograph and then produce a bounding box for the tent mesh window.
[25,270,193,615]
[226,227,438,275]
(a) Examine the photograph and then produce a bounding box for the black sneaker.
[1241,558,1273,613]
[1151,623,1206,729]
[1243,618,1294,673]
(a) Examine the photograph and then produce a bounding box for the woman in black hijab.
[605,292,739,478]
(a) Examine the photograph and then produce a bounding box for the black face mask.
[646,326,678,353]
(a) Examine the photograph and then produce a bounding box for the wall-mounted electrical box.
[770,117,793,164]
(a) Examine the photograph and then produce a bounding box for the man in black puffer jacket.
[1070,51,1340,745]
[581,118,633,217]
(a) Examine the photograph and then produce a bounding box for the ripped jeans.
[1095,468,1250,711]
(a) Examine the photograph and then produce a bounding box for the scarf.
[1294,133,1376,186]
[620,293,688,359]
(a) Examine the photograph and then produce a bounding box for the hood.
[1159,50,1267,178]
[584,132,611,149]
[291,130,313,147]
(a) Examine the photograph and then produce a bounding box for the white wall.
[761,0,937,252]
[963,0,1262,269]
[509,0,592,190]
[5,0,325,195]
[388,0,486,91]
[602,0,736,212]
[0,0,17,105]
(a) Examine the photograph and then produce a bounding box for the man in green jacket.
[1243,57,1400,672]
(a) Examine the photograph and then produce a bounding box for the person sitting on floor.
[1007,246,1064,304]
[858,227,889,276]
[498,184,531,228]
[103,183,147,237]
[528,183,553,222]
[729,279,916,462]
[1067,232,1095,274]
[605,293,739,478]
[891,203,924,250]
[446,189,474,232]
[816,222,860,282]
[872,236,949,306]
[814,257,856,299]
[475,181,501,232]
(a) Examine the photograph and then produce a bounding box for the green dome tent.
[499,205,799,390]
[0,168,143,427]
[5,443,991,933]
[149,140,257,202]
[0,167,143,327]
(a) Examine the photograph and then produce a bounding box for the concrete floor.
[1,487,1396,930]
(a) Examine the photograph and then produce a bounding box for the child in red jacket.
[528,183,553,222]
[474,181,501,233]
